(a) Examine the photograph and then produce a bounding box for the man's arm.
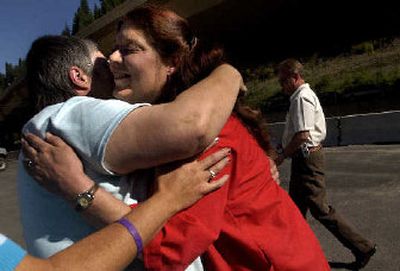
[275,131,309,166]
[21,133,230,227]
[106,64,241,174]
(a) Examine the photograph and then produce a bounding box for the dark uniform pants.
[289,147,374,254]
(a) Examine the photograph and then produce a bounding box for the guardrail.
[267,110,400,146]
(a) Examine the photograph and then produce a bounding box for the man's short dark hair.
[26,35,95,110]
[277,58,304,78]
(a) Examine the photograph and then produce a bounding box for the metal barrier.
[267,110,400,146]
[0,147,7,171]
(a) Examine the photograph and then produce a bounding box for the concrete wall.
[267,111,400,147]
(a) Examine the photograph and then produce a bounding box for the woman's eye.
[120,47,139,56]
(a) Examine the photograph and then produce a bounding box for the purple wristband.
[118,217,143,254]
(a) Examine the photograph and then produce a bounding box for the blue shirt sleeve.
[23,96,150,175]
[0,234,27,271]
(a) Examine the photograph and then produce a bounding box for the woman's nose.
[108,50,123,70]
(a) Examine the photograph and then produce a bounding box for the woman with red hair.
[24,5,330,271]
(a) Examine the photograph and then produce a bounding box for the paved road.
[1,145,399,270]
[279,145,400,270]
[0,152,25,247]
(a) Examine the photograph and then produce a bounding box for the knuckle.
[214,163,223,171]
[199,185,208,194]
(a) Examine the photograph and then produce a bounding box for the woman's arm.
[17,136,230,271]
[16,193,171,271]
[106,64,242,174]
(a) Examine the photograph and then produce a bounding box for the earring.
[167,67,175,75]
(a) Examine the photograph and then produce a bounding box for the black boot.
[353,245,377,269]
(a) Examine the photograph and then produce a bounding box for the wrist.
[64,174,94,201]
[74,182,100,212]
[151,191,181,217]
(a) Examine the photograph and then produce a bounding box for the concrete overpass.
[76,0,287,59]
[1,0,287,135]
[78,0,400,63]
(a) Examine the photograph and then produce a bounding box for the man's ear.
[293,73,302,82]
[69,66,91,96]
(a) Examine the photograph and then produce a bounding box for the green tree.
[5,62,16,87]
[100,0,126,14]
[0,73,5,96]
[93,3,102,19]
[72,0,94,34]
[3,60,25,89]
[17,58,26,77]
[61,23,71,36]
[72,10,79,34]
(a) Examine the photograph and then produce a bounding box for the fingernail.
[222,156,230,163]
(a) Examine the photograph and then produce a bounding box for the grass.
[241,38,400,112]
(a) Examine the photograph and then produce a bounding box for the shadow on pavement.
[329,261,359,271]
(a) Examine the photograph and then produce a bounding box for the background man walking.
[275,58,376,269]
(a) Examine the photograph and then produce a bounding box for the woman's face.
[109,22,173,104]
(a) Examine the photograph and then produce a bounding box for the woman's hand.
[268,158,281,185]
[21,133,92,200]
[154,148,231,213]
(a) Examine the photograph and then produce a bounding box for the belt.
[309,144,322,153]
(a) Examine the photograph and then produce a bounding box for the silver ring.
[208,169,217,179]
[26,160,34,168]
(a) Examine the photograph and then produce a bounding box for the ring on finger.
[208,169,217,179]
[25,159,34,168]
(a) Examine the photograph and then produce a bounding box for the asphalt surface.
[1,145,399,270]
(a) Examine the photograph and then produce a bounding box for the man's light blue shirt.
[17,96,149,258]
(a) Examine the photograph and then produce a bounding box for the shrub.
[242,37,400,112]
